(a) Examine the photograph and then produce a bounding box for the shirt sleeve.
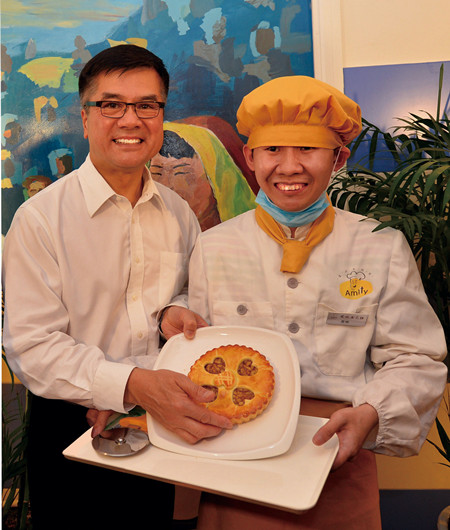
[352,230,448,456]
[2,207,134,412]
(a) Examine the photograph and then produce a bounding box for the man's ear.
[334,146,351,171]
[242,144,255,171]
[81,108,89,140]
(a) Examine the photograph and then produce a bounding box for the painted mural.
[1,0,314,234]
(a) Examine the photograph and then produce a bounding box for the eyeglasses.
[84,100,165,119]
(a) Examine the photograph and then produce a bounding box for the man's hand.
[124,367,233,444]
[312,404,378,469]
[161,306,208,340]
[86,409,115,438]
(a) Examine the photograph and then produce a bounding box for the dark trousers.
[27,394,174,529]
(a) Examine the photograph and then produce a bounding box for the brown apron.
[196,398,381,530]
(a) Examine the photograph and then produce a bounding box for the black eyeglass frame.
[84,100,166,119]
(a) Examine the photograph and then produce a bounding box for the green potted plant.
[2,355,31,529]
[328,64,449,368]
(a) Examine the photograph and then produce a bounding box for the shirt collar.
[137,166,163,206]
[78,155,163,216]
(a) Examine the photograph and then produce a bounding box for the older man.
[3,44,230,529]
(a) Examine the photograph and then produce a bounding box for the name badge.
[326,312,369,327]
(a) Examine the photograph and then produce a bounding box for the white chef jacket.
[3,155,200,413]
[188,208,447,456]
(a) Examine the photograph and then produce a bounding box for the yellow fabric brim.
[247,124,343,150]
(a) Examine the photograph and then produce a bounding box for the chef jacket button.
[288,322,299,334]
[287,278,299,289]
[236,304,248,315]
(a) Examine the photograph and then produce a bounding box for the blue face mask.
[255,189,329,227]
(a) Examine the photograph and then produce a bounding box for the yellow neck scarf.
[255,203,335,273]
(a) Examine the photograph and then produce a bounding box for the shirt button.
[236,304,248,315]
[137,331,144,339]
[287,278,299,289]
[288,322,300,334]
[132,294,138,302]
[135,257,141,264]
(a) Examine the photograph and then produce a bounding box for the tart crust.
[188,344,275,424]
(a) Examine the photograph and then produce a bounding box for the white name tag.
[326,312,369,327]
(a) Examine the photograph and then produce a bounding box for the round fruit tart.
[188,344,275,424]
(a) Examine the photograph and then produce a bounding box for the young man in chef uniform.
[184,76,447,529]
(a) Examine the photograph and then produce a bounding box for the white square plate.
[147,325,301,460]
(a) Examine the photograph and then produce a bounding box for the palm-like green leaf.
[426,388,450,468]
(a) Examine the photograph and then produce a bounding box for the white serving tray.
[147,326,301,460]
[63,415,338,513]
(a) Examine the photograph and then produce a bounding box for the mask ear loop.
[328,146,343,188]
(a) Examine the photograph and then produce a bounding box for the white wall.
[341,0,450,67]
[312,0,450,88]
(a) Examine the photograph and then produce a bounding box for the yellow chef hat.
[236,76,362,149]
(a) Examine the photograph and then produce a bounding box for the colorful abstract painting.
[1,0,313,234]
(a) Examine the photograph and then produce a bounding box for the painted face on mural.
[23,175,53,198]
[27,181,47,197]
[81,67,165,181]
[243,145,349,212]
[150,152,221,230]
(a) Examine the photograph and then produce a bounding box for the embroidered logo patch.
[339,269,373,299]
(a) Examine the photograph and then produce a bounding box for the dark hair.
[159,130,195,159]
[79,44,170,103]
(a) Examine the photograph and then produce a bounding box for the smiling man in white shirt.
[2,44,231,530]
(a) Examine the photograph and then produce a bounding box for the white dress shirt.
[188,208,447,456]
[3,155,200,412]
